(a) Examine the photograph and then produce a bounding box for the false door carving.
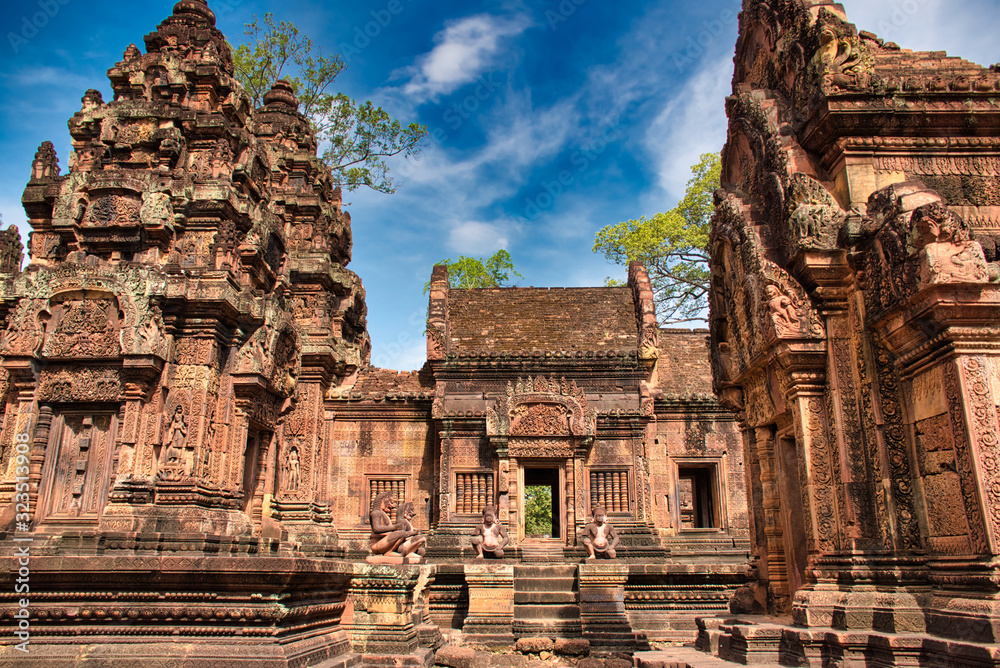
[39,412,118,525]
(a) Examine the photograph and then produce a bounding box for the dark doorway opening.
[678,466,717,529]
[523,468,561,539]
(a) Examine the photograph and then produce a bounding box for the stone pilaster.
[578,563,639,647]
[462,563,515,644]
[348,563,435,664]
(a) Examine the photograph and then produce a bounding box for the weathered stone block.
[553,638,590,656]
[434,645,480,668]
[516,637,554,653]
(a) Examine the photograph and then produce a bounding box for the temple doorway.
[522,467,561,540]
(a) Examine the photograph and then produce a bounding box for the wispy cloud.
[447,220,515,255]
[642,54,731,210]
[398,13,531,103]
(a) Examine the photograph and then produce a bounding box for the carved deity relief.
[283,443,301,492]
[486,376,595,441]
[0,299,46,356]
[86,194,141,227]
[43,298,121,358]
[785,173,846,252]
[765,284,800,337]
[911,205,990,286]
[130,306,167,357]
[511,403,570,436]
[158,405,192,482]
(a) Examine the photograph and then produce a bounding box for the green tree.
[524,486,553,537]
[427,249,524,291]
[232,14,427,194]
[593,152,720,323]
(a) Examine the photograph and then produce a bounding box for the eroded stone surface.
[707,0,1000,663]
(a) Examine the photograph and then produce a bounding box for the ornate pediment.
[486,376,596,439]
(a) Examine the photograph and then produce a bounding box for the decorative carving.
[508,438,574,459]
[39,367,121,402]
[511,403,570,436]
[43,298,120,358]
[810,20,872,91]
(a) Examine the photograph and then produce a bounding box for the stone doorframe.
[515,458,568,544]
[485,376,597,547]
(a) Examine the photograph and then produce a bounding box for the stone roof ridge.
[330,365,435,401]
[735,0,1000,105]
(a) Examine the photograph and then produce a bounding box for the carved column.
[785,373,842,556]
[754,425,790,611]
[944,354,1000,556]
[2,360,43,523]
[437,436,451,525]
[566,456,576,546]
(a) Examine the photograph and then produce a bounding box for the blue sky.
[1,0,998,371]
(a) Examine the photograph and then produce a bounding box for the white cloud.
[642,55,732,210]
[447,221,512,255]
[399,13,531,103]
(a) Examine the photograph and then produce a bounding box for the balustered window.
[589,470,630,514]
[454,472,494,515]
[369,478,406,523]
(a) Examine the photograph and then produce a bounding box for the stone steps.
[519,540,566,563]
[514,590,578,604]
[513,563,582,638]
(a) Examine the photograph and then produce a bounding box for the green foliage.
[426,250,524,291]
[593,152,721,323]
[232,14,427,194]
[524,486,552,537]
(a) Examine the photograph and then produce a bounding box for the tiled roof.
[447,287,638,353]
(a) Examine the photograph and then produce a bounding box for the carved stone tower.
[3,0,369,545]
[708,0,1000,662]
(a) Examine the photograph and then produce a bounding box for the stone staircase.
[513,564,582,638]
[518,538,566,562]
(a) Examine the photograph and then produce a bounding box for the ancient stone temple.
[703,0,1000,665]
[0,2,751,666]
